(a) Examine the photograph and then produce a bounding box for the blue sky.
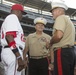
[47,0,76,9]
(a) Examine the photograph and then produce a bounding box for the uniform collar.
[32,32,44,38]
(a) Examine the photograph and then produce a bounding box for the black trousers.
[28,58,50,75]
[54,47,75,75]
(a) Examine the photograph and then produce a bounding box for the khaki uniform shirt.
[26,32,51,56]
[52,15,75,49]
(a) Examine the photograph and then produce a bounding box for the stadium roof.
[5,0,76,17]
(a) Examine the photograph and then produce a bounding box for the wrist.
[17,56,21,59]
[12,48,19,54]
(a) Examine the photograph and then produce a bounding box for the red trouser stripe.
[57,48,63,75]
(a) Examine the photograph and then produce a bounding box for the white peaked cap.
[51,0,68,11]
[34,17,47,25]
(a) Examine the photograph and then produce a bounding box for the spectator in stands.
[49,0,75,75]
[23,17,52,75]
[0,4,27,75]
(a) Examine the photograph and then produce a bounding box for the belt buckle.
[36,57,40,59]
[33,56,41,59]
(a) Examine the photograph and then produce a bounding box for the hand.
[46,40,50,49]
[24,57,28,68]
[17,58,25,71]
[48,63,54,71]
